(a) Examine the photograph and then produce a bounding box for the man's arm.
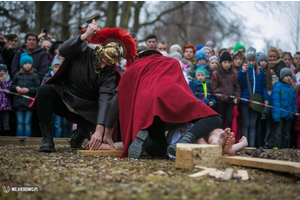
[87,71,117,150]
[59,22,99,59]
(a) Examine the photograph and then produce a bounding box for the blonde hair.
[268,46,281,59]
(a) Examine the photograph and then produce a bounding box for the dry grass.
[0,145,300,200]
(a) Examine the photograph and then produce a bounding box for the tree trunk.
[105,1,118,28]
[119,1,132,29]
[60,1,72,41]
[35,1,55,34]
[131,1,145,33]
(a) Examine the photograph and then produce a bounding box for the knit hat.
[220,51,232,63]
[246,47,257,61]
[20,53,33,67]
[195,67,208,77]
[200,46,213,56]
[0,63,7,72]
[280,67,293,81]
[196,45,204,51]
[169,44,183,54]
[51,59,62,68]
[168,52,182,60]
[233,43,246,52]
[257,53,269,64]
[209,56,220,65]
[205,41,215,47]
[256,52,262,59]
[195,50,207,61]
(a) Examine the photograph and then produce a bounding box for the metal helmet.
[100,42,123,65]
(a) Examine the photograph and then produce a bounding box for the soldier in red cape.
[117,50,223,158]
[30,22,136,152]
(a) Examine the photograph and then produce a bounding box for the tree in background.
[0,1,244,50]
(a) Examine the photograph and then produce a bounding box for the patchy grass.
[0,145,300,200]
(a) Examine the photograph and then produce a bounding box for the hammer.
[86,13,101,35]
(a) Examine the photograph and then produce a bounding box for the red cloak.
[118,54,219,157]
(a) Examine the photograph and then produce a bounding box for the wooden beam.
[175,144,222,170]
[0,136,88,146]
[77,150,148,156]
[221,156,300,174]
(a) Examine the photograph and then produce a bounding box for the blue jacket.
[238,66,269,104]
[189,81,216,107]
[270,81,298,122]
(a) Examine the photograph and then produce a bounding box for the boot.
[70,128,87,148]
[167,132,196,157]
[39,122,55,152]
[128,130,150,159]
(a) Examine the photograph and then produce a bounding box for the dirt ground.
[0,145,300,200]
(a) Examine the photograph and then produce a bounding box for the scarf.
[183,57,196,65]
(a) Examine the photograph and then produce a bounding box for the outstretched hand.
[86,125,104,150]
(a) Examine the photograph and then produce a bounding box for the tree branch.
[138,2,189,28]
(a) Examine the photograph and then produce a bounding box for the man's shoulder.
[32,47,47,55]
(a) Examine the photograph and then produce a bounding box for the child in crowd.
[256,53,273,148]
[232,51,244,72]
[205,41,217,56]
[207,56,220,81]
[201,46,213,62]
[187,50,207,83]
[238,47,269,147]
[189,67,216,107]
[218,48,228,57]
[0,63,12,136]
[293,52,300,68]
[282,52,296,73]
[233,43,246,58]
[270,68,299,149]
[211,51,241,129]
[10,53,40,137]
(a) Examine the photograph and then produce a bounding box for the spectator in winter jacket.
[10,53,40,137]
[189,67,216,107]
[10,32,49,81]
[211,52,241,130]
[238,47,269,147]
[269,68,299,149]
[0,63,12,136]
[188,50,207,83]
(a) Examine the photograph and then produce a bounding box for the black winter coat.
[10,72,40,110]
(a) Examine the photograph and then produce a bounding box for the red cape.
[118,54,219,157]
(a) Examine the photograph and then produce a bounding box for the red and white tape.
[196,92,298,115]
[0,89,35,101]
